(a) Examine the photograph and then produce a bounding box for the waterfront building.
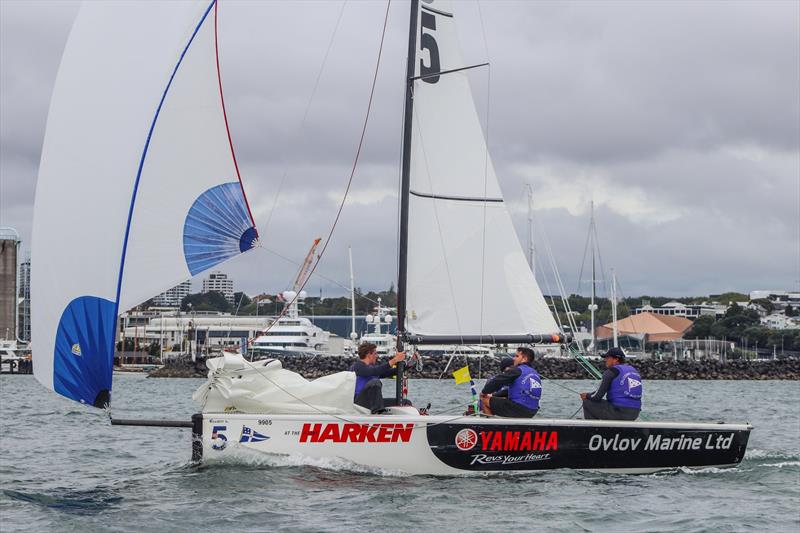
[634,300,727,319]
[120,310,270,352]
[0,227,20,340]
[749,290,800,311]
[153,280,192,307]
[202,271,234,303]
[761,313,800,330]
[18,257,30,341]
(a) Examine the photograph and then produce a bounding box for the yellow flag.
[453,365,472,385]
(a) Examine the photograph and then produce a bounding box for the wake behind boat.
[31,0,751,475]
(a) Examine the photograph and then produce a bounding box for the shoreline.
[146,354,800,380]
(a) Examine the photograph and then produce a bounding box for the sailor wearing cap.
[579,347,642,420]
[480,348,541,418]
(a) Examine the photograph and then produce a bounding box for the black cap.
[499,357,515,371]
[603,347,626,361]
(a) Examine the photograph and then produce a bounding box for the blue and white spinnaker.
[32,0,257,407]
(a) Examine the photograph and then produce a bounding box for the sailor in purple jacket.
[580,347,642,420]
[350,342,406,413]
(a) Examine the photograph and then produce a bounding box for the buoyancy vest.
[607,364,643,409]
[350,362,378,397]
[508,364,542,411]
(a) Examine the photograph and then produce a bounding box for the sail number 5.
[420,8,440,84]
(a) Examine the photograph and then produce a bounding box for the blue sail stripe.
[51,0,220,406]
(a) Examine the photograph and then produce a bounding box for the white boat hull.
[198,412,752,475]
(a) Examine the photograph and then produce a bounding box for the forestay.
[32,0,257,407]
[404,0,556,338]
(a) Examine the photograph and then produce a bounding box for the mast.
[526,183,535,278]
[588,201,597,355]
[348,246,357,345]
[611,268,618,348]
[591,247,596,353]
[395,0,419,404]
[397,0,418,347]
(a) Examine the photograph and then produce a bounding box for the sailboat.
[32,0,751,474]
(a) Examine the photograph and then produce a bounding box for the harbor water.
[0,374,798,532]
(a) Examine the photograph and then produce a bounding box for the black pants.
[354,380,400,413]
[489,396,538,418]
[582,399,640,421]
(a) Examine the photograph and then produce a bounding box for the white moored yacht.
[250,290,330,357]
[358,298,396,356]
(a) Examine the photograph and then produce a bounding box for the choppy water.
[1,374,798,532]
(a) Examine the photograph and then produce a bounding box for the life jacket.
[508,364,541,411]
[350,362,378,397]
[607,363,642,409]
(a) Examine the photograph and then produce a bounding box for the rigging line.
[214,0,255,228]
[538,212,579,336]
[476,0,491,345]
[271,0,393,331]
[262,0,348,234]
[234,0,391,345]
[478,64,491,342]
[536,246,565,334]
[258,246,386,308]
[592,218,609,300]
[529,210,565,333]
[538,214,600,379]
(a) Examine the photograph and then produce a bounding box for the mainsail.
[401,0,557,339]
[32,0,257,407]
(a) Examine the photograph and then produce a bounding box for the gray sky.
[1,0,798,301]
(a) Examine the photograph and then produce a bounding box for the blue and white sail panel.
[184,182,259,275]
[118,0,256,313]
[405,0,558,337]
[32,1,255,407]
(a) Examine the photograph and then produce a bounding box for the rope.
[262,0,348,235]
[259,246,386,308]
[283,0,392,323]
[243,0,392,344]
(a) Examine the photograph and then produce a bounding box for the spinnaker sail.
[32,0,257,407]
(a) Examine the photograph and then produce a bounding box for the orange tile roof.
[596,312,693,342]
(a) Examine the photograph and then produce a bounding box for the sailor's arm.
[581,367,619,401]
[482,367,521,395]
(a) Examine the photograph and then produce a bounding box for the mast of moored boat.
[588,201,598,355]
[611,268,618,348]
[348,246,357,348]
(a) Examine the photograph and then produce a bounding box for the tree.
[686,315,714,338]
[724,302,742,317]
[181,291,232,312]
[786,305,796,317]
[751,298,774,314]
[710,308,760,339]
[233,291,251,308]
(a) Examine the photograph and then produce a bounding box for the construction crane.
[277,237,322,320]
[292,237,322,292]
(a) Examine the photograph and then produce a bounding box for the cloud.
[1,0,797,300]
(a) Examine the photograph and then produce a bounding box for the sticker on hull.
[426,424,750,471]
